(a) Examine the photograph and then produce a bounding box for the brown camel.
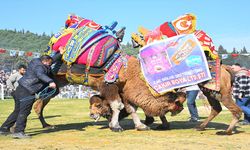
[197,65,242,135]
[89,63,242,135]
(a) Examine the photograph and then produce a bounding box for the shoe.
[188,117,200,122]
[239,120,250,125]
[12,132,31,139]
[0,127,10,136]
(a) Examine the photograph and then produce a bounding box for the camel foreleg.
[109,100,124,132]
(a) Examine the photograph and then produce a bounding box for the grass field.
[1,98,250,150]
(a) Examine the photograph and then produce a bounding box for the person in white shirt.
[6,65,26,95]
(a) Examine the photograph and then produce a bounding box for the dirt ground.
[1,99,250,150]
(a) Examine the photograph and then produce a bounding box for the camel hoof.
[216,131,233,135]
[195,126,205,131]
[156,124,170,130]
[43,125,56,129]
[110,127,124,132]
[136,125,151,131]
[144,117,154,126]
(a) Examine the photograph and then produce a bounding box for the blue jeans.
[236,97,250,122]
[186,90,199,119]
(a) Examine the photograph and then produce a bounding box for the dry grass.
[1,99,250,150]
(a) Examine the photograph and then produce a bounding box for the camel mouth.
[89,114,101,122]
[94,116,101,122]
[170,101,184,116]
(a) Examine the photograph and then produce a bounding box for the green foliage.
[218,45,228,54]
[0,29,50,52]
[121,42,139,56]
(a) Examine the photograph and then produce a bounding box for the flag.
[0,48,6,53]
[33,52,40,58]
[221,54,228,59]
[26,52,33,57]
[10,50,17,56]
[231,53,239,58]
[172,13,196,34]
[18,51,25,56]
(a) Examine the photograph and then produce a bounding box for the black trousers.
[1,85,35,133]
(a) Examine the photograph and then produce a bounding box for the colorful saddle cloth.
[202,59,221,91]
[63,21,119,66]
[104,54,130,83]
[45,15,119,68]
[45,18,96,54]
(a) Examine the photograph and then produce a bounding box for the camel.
[197,65,242,135]
[89,63,242,135]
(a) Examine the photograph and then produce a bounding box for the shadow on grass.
[28,120,109,136]
[28,118,245,136]
[149,120,245,135]
[30,115,62,120]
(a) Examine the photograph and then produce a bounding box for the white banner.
[18,51,25,56]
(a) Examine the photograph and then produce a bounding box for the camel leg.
[217,95,242,135]
[39,87,60,129]
[99,83,125,132]
[109,100,125,132]
[156,116,170,130]
[33,86,60,129]
[196,91,222,131]
[144,116,154,125]
[37,99,55,129]
[125,104,150,131]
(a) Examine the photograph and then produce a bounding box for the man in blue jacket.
[0,55,57,139]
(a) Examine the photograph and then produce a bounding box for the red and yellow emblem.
[172,13,196,34]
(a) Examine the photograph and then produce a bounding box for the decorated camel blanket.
[202,59,221,91]
[139,34,212,95]
[45,14,119,68]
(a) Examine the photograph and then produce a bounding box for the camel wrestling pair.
[30,13,241,136]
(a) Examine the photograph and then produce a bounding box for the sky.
[0,0,250,52]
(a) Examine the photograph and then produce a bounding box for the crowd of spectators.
[55,85,99,99]
[1,69,98,99]
[0,70,12,98]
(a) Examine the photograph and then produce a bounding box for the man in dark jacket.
[0,55,57,139]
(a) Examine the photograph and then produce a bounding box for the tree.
[218,45,228,54]
[242,46,247,53]
[232,47,238,54]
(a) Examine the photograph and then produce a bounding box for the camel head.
[165,91,186,116]
[89,95,112,122]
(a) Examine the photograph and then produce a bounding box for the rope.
[20,86,56,102]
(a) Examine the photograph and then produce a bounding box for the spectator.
[6,64,27,94]
[231,63,250,125]
[0,70,6,84]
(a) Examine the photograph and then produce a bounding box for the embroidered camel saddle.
[45,15,127,84]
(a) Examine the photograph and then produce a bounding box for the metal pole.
[0,83,4,100]
[78,85,82,99]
